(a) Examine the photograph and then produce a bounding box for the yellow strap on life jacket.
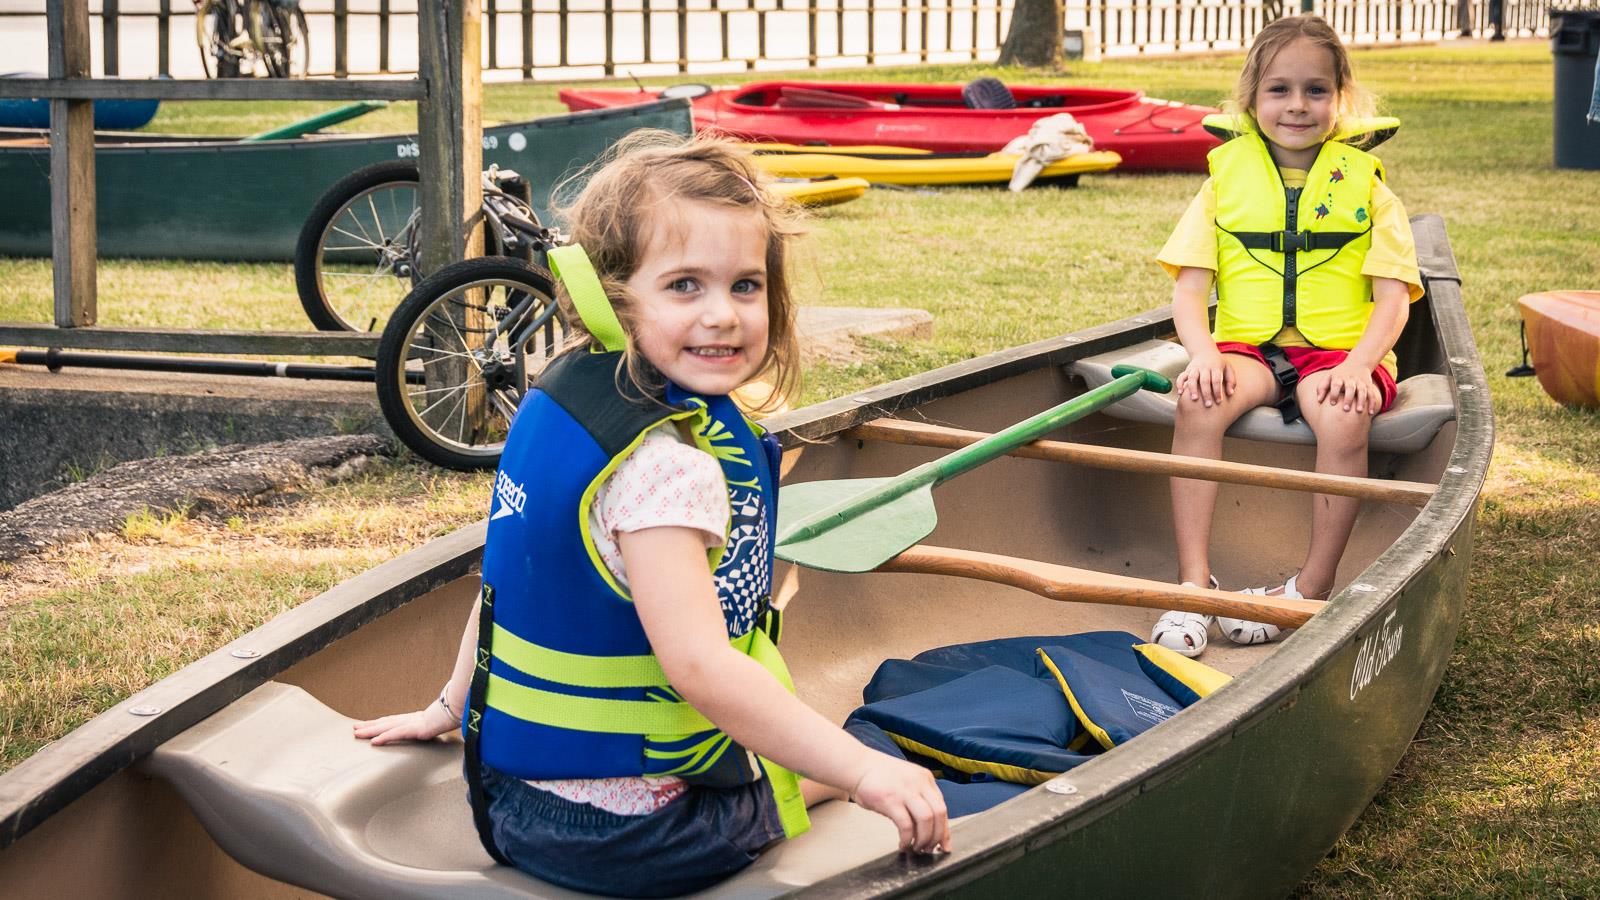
[548,244,627,354]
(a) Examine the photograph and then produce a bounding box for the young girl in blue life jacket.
[1149,15,1424,658]
[353,131,950,896]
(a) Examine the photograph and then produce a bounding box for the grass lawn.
[3,38,1600,895]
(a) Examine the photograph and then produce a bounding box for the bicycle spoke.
[321,269,397,279]
[405,345,478,363]
[366,194,389,247]
[333,216,380,250]
[415,380,470,420]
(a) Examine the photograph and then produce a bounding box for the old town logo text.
[1349,610,1403,701]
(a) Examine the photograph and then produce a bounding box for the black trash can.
[1551,8,1600,170]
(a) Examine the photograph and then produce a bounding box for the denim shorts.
[476,762,787,897]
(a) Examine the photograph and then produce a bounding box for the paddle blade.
[776,479,938,573]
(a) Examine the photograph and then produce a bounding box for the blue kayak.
[0,73,160,131]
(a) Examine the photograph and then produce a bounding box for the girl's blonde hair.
[550,130,804,413]
[1229,15,1376,134]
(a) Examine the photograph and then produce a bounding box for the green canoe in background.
[0,98,691,262]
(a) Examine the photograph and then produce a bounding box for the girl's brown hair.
[549,130,804,413]
[1229,15,1375,134]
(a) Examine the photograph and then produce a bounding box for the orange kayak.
[1517,290,1600,408]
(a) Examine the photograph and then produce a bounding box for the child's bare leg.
[1170,358,1280,584]
[1293,371,1375,599]
[802,778,848,806]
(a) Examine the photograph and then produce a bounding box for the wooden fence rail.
[0,0,1584,83]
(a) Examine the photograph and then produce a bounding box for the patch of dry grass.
[0,459,488,771]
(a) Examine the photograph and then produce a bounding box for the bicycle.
[295,162,529,333]
[372,170,569,470]
[195,0,309,79]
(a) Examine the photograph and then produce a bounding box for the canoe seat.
[142,682,901,899]
[1069,339,1456,454]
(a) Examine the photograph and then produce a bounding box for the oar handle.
[881,544,1323,628]
[915,366,1167,487]
[777,367,1168,546]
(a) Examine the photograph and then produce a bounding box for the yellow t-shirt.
[1155,167,1424,375]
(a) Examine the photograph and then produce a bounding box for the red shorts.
[1215,342,1398,413]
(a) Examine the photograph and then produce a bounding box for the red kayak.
[559,80,1220,172]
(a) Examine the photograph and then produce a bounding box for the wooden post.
[417,0,483,273]
[486,0,499,70]
[102,0,120,76]
[380,0,392,72]
[48,0,97,327]
[417,0,485,436]
[158,0,172,75]
[522,0,534,77]
[335,0,350,77]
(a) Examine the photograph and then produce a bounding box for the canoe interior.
[0,298,1460,897]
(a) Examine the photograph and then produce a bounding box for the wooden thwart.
[849,418,1436,507]
[878,545,1324,628]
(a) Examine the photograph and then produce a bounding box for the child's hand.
[1175,350,1235,408]
[849,753,952,854]
[1315,361,1382,415]
[353,700,460,746]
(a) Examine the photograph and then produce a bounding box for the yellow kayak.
[769,177,871,208]
[746,143,1122,186]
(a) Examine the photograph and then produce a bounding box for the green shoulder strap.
[548,244,627,353]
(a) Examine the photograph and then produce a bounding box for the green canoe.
[0,99,691,262]
[0,215,1487,898]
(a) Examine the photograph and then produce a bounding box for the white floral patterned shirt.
[524,426,727,815]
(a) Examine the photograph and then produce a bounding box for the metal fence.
[0,0,1584,80]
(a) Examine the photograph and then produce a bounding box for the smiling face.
[1252,36,1339,169]
[625,198,771,397]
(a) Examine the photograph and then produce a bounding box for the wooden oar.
[877,545,1323,628]
[850,418,1436,506]
[776,366,1171,573]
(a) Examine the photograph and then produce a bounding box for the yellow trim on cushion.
[1133,643,1232,698]
[881,733,1060,786]
[1037,649,1116,752]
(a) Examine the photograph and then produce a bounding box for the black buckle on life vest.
[1259,342,1303,424]
[1271,230,1312,253]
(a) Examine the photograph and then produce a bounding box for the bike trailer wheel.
[376,256,566,470]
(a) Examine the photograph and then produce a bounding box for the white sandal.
[1151,576,1219,659]
[1219,574,1304,646]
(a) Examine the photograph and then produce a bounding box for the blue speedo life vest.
[464,348,808,843]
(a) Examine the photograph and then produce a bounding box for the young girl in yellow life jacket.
[1150,15,1424,659]
[352,132,949,897]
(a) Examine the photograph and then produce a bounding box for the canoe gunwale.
[0,98,694,152]
[792,212,1491,896]
[0,217,1487,900]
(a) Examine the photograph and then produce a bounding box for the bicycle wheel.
[195,0,242,78]
[247,0,310,78]
[376,257,566,470]
[295,162,422,332]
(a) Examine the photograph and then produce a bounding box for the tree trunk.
[997,0,1062,68]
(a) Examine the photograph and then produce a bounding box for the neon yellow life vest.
[1209,129,1385,350]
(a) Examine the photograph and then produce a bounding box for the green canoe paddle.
[776,365,1172,573]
